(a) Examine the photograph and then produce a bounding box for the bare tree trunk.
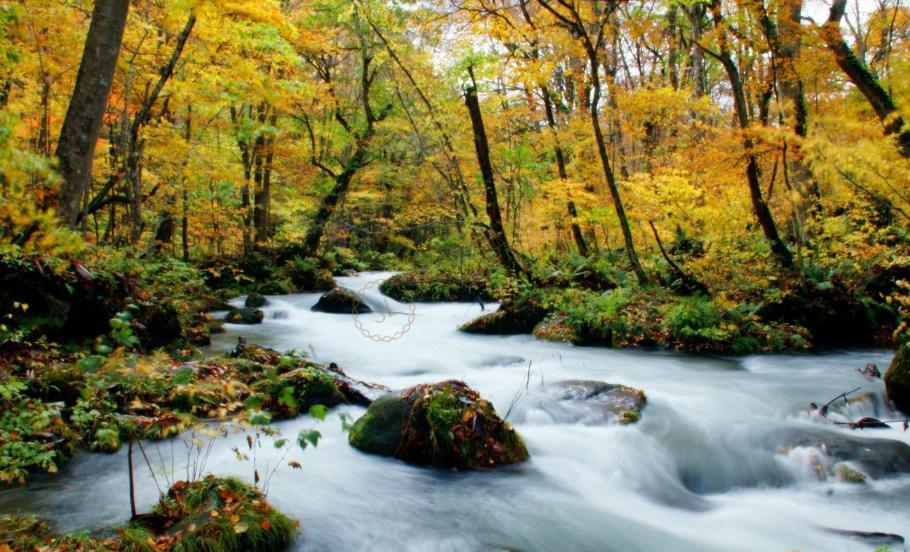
[709,1,794,268]
[589,60,648,283]
[56,0,130,228]
[778,0,808,138]
[301,154,365,256]
[254,111,276,245]
[823,0,910,157]
[464,72,525,277]
[542,86,589,256]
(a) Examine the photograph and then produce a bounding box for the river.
[2,272,908,551]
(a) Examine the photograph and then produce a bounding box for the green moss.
[133,476,296,552]
[3,478,296,551]
[835,463,867,484]
[617,410,641,425]
[0,513,111,551]
[348,394,408,455]
[380,270,492,302]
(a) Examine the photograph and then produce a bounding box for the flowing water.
[3,272,909,551]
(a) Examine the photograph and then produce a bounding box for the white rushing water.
[2,272,909,551]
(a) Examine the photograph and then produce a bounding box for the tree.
[55,0,130,228]
[464,67,526,276]
[822,0,910,158]
[704,0,794,268]
[536,0,648,283]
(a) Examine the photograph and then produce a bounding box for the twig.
[504,361,533,421]
[135,438,163,497]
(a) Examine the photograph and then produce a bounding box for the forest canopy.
[0,0,910,355]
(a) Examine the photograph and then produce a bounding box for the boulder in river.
[884,344,910,414]
[514,380,646,425]
[772,427,910,480]
[245,292,268,308]
[224,307,264,324]
[459,298,547,335]
[532,316,579,343]
[549,380,647,425]
[348,380,529,469]
[312,287,371,314]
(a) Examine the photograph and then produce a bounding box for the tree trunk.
[542,85,588,256]
[125,13,197,244]
[301,154,364,256]
[464,77,525,277]
[778,0,808,138]
[588,56,648,284]
[55,0,130,228]
[181,188,189,261]
[711,2,794,268]
[254,111,276,245]
[823,0,910,158]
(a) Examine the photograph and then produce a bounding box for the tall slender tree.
[55,0,130,228]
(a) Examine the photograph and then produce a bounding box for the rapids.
[2,272,908,551]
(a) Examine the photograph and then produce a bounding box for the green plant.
[0,378,73,484]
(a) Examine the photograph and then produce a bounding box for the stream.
[2,272,909,551]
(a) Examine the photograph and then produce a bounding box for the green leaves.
[248,410,273,426]
[296,429,321,450]
[307,404,327,421]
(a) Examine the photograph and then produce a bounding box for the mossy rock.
[224,307,264,324]
[835,463,867,484]
[245,293,268,308]
[122,476,296,552]
[773,428,910,479]
[348,394,410,455]
[885,344,910,414]
[348,380,529,469]
[379,271,492,302]
[0,513,108,551]
[312,288,371,314]
[543,380,646,425]
[460,300,548,335]
[532,316,579,343]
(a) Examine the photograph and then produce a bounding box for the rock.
[140,303,182,349]
[773,427,910,479]
[858,363,881,379]
[325,362,389,405]
[823,528,905,547]
[532,316,579,343]
[379,271,493,302]
[200,290,236,311]
[847,417,890,429]
[124,477,296,551]
[245,292,267,308]
[224,307,264,324]
[349,380,529,469]
[885,344,910,414]
[312,287,371,314]
[460,298,547,335]
[834,463,866,483]
[228,343,386,410]
[528,380,646,425]
[348,394,410,455]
